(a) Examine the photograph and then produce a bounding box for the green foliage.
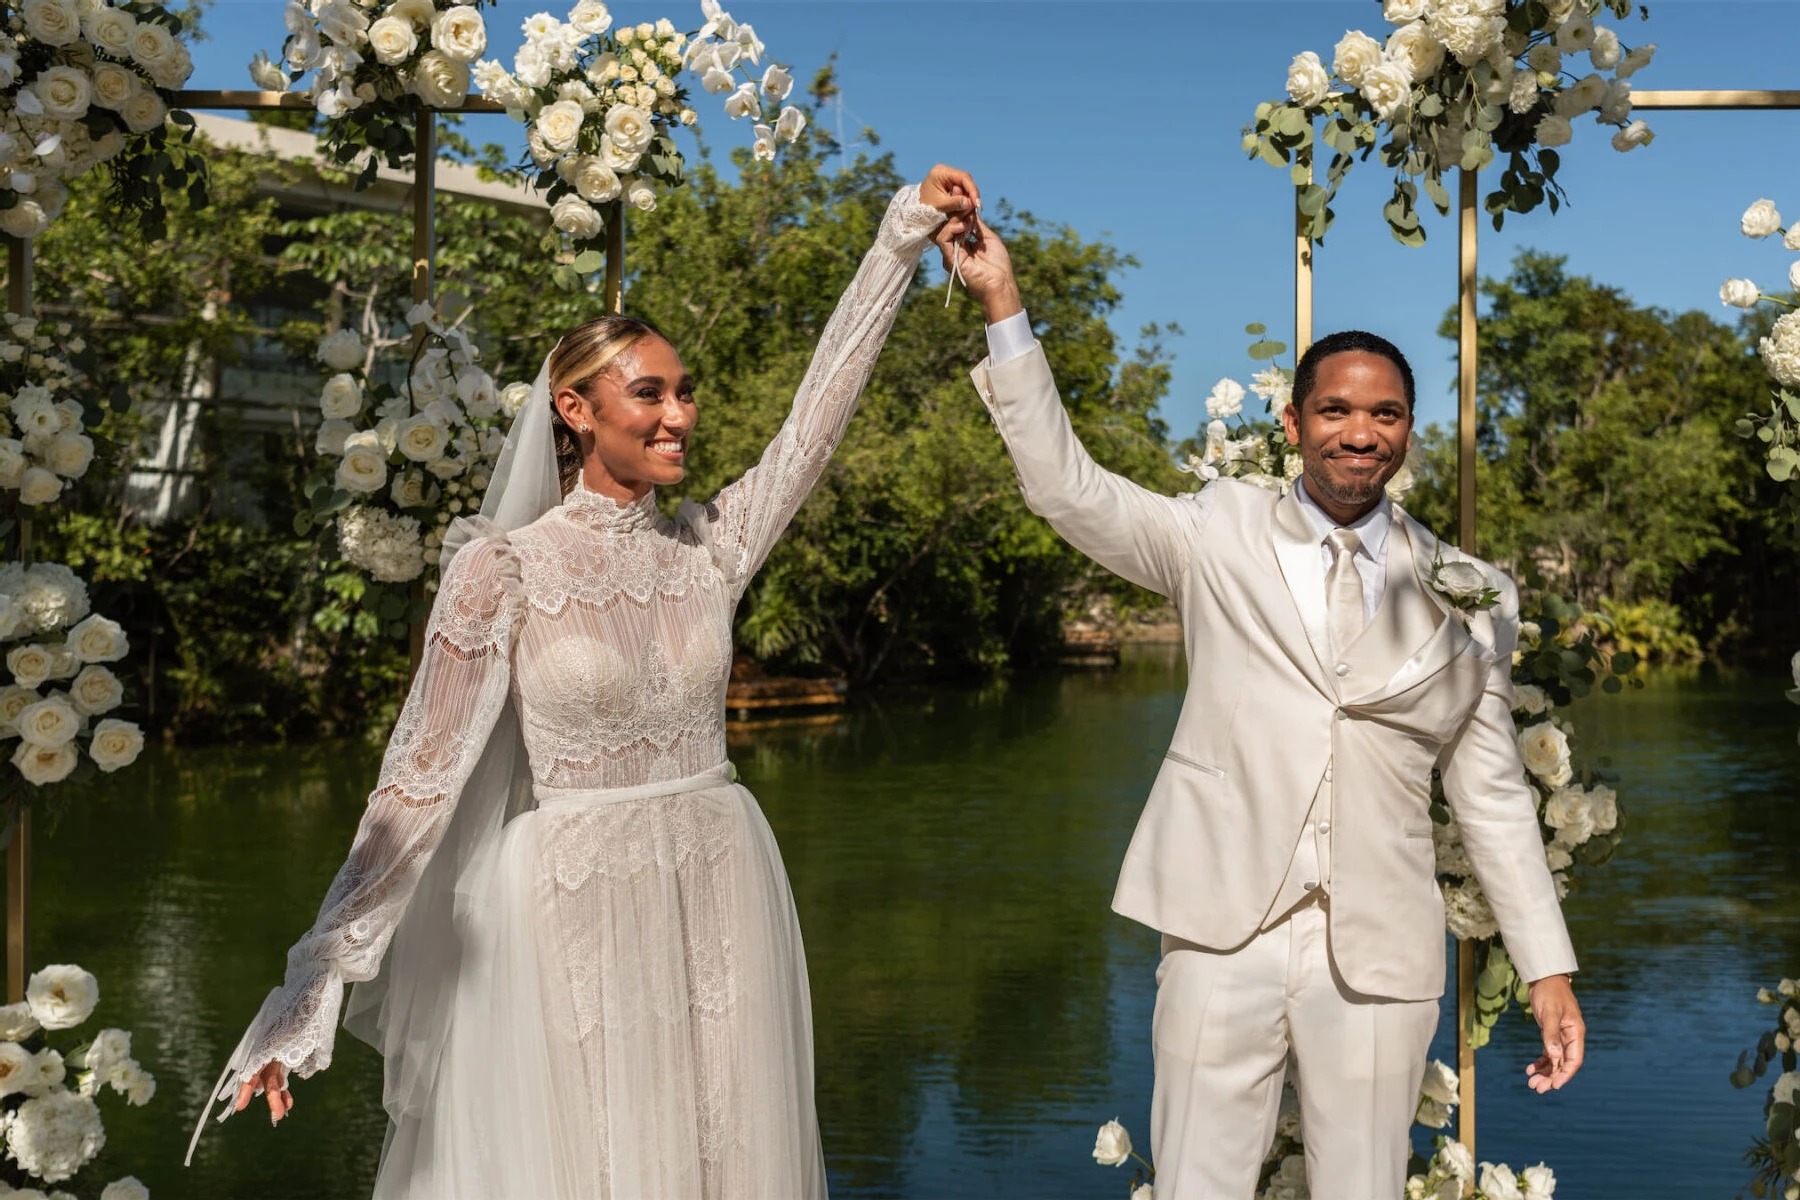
[1407,251,1793,661]
[1733,982,1800,1195]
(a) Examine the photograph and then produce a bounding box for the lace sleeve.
[696,184,944,595]
[215,529,522,1097]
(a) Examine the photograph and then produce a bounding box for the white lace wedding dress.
[206,187,944,1199]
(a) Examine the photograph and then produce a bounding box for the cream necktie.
[1325,527,1366,658]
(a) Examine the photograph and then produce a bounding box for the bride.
[189,166,978,1198]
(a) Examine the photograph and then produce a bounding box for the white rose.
[89,63,139,112]
[17,563,88,633]
[1512,683,1552,716]
[0,199,51,240]
[319,372,363,420]
[318,328,365,371]
[68,666,121,716]
[1535,113,1573,148]
[1589,25,1621,70]
[1518,721,1572,786]
[1383,0,1426,20]
[430,6,486,63]
[149,43,193,90]
[0,1002,38,1041]
[389,468,430,508]
[128,20,176,69]
[1415,1096,1452,1129]
[604,103,654,154]
[568,0,611,36]
[335,433,388,495]
[1386,23,1445,83]
[33,67,90,121]
[7,646,52,690]
[88,717,142,772]
[1359,59,1414,121]
[22,0,81,46]
[1527,43,1562,76]
[1479,1163,1524,1200]
[775,104,807,143]
[596,131,639,173]
[1433,559,1488,602]
[1333,30,1385,88]
[499,381,531,419]
[1554,72,1606,118]
[101,1178,150,1200]
[0,438,25,488]
[314,418,354,457]
[1418,1058,1458,1106]
[514,41,552,89]
[570,155,620,203]
[723,81,761,120]
[16,695,78,747]
[1720,278,1761,309]
[19,467,62,507]
[366,14,417,65]
[414,49,470,108]
[625,177,656,212]
[1587,783,1618,834]
[550,194,604,239]
[0,1041,33,1098]
[1615,42,1655,79]
[82,5,135,53]
[535,99,586,154]
[1743,199,1783,239]
[1286,50,1331,108]
[24,964,96,1029]
[1545,842,1573,871]
[396,415,449,463]
[24,1045,63,1095]
[46,431,92,478]
[1092,1118,1132,1167]
[1130,1186,1153,1200]
[1611,118,1652,153]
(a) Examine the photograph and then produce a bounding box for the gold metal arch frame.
[1293,88,1800,1173]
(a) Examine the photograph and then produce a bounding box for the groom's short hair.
[1292,330,1416,416]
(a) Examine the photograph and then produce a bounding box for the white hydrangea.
[335,505,426,584]
[1759,310,1800,388]
[7,1089,104,1182]
[1442,879,1499,940]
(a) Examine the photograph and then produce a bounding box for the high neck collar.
[562,477,659,533]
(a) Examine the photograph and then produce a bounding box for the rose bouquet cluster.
[0,963,154,1195]
[1249,0,1654,246]
[0,561,141,788]
[1732,978,1800,1198]
[474,0,806,289]
[303,306,525,623]
[0,0,204,240]
[251,0,491,190]
[0,313,95,510]
[1407,1139,1556,1200]
[1719,197,1800,505]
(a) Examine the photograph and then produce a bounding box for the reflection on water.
[25,649,1800,1197]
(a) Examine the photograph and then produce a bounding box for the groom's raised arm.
[951,219,1210,597]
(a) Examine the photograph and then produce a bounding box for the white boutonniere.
[1428,543,1500,616]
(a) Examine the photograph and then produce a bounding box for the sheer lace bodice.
[222,186,945,1096]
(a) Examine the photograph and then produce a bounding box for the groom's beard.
[1301,443,1400,510]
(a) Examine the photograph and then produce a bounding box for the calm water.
[32,649,1800,1198]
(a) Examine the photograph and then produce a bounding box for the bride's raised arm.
[188,529,523,1152]
[695,169,968,596]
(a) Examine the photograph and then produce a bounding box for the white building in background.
[124,113,547,524]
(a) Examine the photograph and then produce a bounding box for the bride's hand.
[234,1061,293,1125]
[920,164,980,217]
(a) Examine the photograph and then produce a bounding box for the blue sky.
[189,1,1800,436]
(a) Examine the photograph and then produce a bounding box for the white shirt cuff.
[985,310,1035,367]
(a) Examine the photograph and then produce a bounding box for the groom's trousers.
[1149,900,1438,1200]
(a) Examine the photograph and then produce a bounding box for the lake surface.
[29,649,1800,1197]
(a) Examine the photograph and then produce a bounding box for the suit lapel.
[1269,488,1337,691]
[1346,514,1473,705]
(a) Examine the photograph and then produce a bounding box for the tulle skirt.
[367,764,826,1199]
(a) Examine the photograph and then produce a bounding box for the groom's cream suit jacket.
[972,344,1576,1002]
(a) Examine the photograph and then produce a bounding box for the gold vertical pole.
[1295,146,1313,356]
[5,234,29,1004]
[1456,166,1480,1181]
[408,110,436,675]
[603,201,624,315]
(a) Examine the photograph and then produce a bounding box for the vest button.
[1303,879,1320,891]
[1336,710,1348,722]
[1318,820,1332,835]
[1336,663,1350,676]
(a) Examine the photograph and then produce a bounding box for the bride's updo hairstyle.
[547,314,673,495]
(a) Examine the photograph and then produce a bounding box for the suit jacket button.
[1336,710,1348,722]
[1336,663,1350,676]
[1303,880,1319,891]
[1318,820,1332,835]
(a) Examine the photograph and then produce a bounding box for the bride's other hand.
[920,164,979,216]
[234,1061,293,1125]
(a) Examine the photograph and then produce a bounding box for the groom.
[937,217,1585,1198]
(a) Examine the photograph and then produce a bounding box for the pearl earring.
[580,423,590,433]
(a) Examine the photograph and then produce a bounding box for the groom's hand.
[1525,974,1585,1093]
[934,215,1023,325]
